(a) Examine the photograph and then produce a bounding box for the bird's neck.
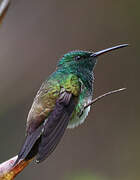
[56,66,94,93]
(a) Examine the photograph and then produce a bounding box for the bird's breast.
[67,94,92,129]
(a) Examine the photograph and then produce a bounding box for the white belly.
[67,96,92,129]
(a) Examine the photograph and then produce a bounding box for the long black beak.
[91,44,128,57]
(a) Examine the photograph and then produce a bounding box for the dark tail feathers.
[13,124,43,166]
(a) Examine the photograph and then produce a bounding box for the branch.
[85,88,126,108]
[0,156,32,180]
[79,88,126,117]
[0,0,11,24]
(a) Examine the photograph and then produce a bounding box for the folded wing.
[14,91,78,165]
[36,91,77,163]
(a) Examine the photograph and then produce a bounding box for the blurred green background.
[0,0,139,180]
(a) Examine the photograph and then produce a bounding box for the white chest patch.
[67,96,92,129]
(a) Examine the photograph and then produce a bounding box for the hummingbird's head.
[57,44,128,73]
[58,50,96,71]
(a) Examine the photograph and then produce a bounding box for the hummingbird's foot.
[79,108,85,118]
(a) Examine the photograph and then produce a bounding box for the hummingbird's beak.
[91,44,128,57]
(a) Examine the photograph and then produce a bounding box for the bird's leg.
[79,88,126,117]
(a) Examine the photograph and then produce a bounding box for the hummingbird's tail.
[13,124,43,167]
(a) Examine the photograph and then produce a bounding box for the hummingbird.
[14,44,128,165]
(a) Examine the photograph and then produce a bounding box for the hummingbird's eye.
[75,55,81,61]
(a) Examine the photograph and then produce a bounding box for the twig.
[85,88,126,108]
[0,0,11,24]
[79,88,126,117]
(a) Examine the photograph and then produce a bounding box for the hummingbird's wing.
[14,90,78,166]
[36,91,77,163]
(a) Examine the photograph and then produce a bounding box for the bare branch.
[0,0,11,24]
[79,88,126,117]
[85,88,126,109]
